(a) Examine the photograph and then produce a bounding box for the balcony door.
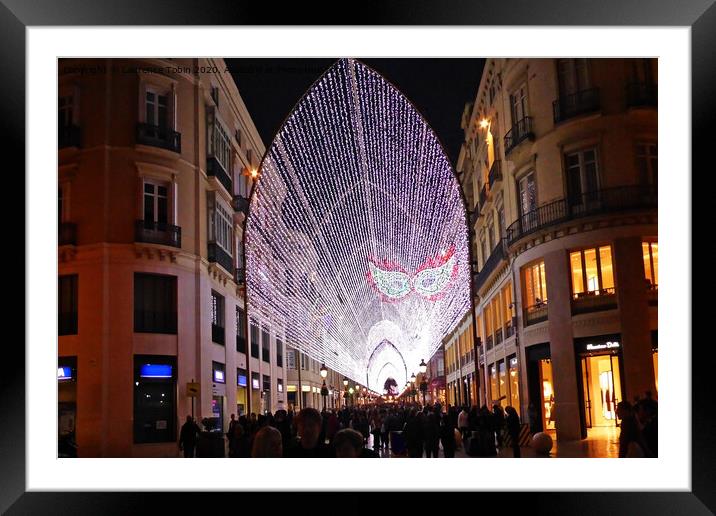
[518,172,537,231]
[557,58,590,96]
[145,88,169,130]
[143,180,169,230]
[565,148,600,212]
[510,83,528,127]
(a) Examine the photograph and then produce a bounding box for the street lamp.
[320,363,328,379]
[419,359,427,374]
[343,378,348,387]
[321,380,329,411]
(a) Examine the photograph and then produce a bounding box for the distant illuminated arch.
[245,58,471,385]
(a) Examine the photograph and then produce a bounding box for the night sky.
[225,58,485,166]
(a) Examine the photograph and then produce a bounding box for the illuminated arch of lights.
[245,58,471,392]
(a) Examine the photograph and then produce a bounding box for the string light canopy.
[245,58,471,392]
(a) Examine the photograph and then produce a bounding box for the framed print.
[6,0,711,512]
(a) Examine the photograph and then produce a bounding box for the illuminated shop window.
[570,246,615,298]
[509,356,520,415]
[642,241,658,289]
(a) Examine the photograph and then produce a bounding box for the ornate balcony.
[553,88,601,124]
[506,184,657,247]
[504,116,534,155]
[136,123,181,153]
[524,302,548,326]
[208,242,233,273]
[474,240,507,293]
[571,288,618,314]
[488,160,502,188]
[134,220,181,248]
[207,156,232,194]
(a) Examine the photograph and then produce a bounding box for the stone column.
[544,249,582,441]
[613,237,655,400]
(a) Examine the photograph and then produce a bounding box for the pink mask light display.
[245,58,471,390]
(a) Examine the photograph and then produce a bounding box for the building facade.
[455,58,658,442]
[57,58,286,457]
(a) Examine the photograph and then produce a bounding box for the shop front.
[133,355,177,444]
[236,368,247,416]
[525,343,554,434]
[58,356,77,457]
[575,334,625,439]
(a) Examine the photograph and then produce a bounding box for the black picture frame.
[6,0,708,512]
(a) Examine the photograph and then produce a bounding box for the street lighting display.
[244,58,471,393]
[320,363,328,378]
[419,359,427,374]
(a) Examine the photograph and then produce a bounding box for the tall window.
[134,273,177,334]
[565,148,600,207]
[58,94,74,128]
[523,260,547,307]
[263,374,271,392]
[211,291,225,345]
[209,199,233,255]
[557,58,590,95]
[286,348,296,370]
[143,180,169,228]
[145,89,168,129]
[261,327,271,363]
[510,83,529,124]
[486,216,494,251]
[276,339,283,367]
[59,274,78,335]
[637,143,658,187]
[484,304,493,350]
[209,117,232,173]
[570,246,615,298]
[236,307,247,353]
[518,172,537,220]
[250,322,259,358]
[277,378,284,393]
[497,205,505,239]
[642,241,658,289]
[508,355,520,415]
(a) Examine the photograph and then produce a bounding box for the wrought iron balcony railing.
[207,156,233,194]
[626,82,658,108]
[488,160,502,188]
[504,116,534,155]
[135,220,181,248]
[506,184,657,247]
[553,88,601,124]
[212,324,225,345]
[571,288,618,315]
[136,123,181,153]
[208,243,233,273]
[524,302,548,326]
[474,240,507,292]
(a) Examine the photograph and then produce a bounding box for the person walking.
[251,426,283,458]
[617,401,647,458]
[403,408,425,458]
[439,412,456,458]
[458,406,469,440]
[505,406,521,458]
[178,415,200,458]
[423,406,440,458]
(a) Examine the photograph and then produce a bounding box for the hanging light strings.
[245,59,470,390]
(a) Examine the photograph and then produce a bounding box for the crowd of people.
[177,392,657,458]
[178,401,526,458]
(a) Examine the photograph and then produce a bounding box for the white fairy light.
[245,58,470,391]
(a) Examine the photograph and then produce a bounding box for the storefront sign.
[585,341,620,351]
[186,382,200,397]
[57,366,73,381]
[252,377,260,390]
[213,369,225,383]
[237,374,247,387]
[139,364,173,378]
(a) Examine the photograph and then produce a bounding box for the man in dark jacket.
[178,415,201,458]
[404,409,425,458]
[422,407,440,458]
[505,406,521,458]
